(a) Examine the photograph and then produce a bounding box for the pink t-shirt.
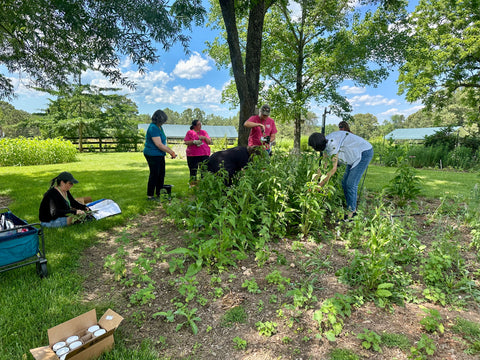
[184,129,211,157]
[247,115,277,148]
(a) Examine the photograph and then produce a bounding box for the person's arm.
[152,136,176,158]
[244,119,265,132]
[184,131,195,146]
[317,155,338,187]
[198,135,212,144]
[68,192,88,212]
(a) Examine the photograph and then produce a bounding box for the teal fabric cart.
[0,208,47,278]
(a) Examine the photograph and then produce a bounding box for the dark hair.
[338,121,351,132]
[190,119,200,130]
[308,132,327,152]
[151,110,168,126]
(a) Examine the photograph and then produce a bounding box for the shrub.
[0,137,77,166]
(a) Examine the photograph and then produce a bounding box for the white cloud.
[348,94,399,107]
[145,84,222,106]
[341,85,365,95]
[380,104,424,118]
[172,52,212,80]
[120,57,132,69]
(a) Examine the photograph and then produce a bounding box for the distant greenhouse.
[138,124,237,143]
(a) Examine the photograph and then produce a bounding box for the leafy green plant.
[422,287,447,306]
[129,283,156,305]
[265,270,290,292]
[375,282,394,309]
[409,334,436,359]
[384,157,423,206]
[174,306,201,335]
[313,294,353,341]
[104,246,128,281]
[420,307,444,334]
[232,336,247,350]
[255,321,278,337]
[176,276,199,303]
[357,328,382,352]
[257,299,264,312]
[286,281,318,309]
[242,278,261,293]
[152,309,175,322]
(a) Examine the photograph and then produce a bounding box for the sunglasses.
[339,126,344,129]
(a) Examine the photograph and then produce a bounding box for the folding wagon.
[0,208,48,278]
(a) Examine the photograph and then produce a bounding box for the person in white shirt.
[308,131,373,219]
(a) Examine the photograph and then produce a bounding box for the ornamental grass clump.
[0,137,77,166]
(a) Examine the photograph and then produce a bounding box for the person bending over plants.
[206,146,263,185]
[308,131,373,220]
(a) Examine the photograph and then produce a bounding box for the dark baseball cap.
[57,171,79,184]
[260,104,271,115]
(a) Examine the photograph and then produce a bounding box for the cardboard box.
[30,309,123,360]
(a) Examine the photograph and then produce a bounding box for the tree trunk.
[219,0,268,146]
[293,115,302,154]
[78,122,84,152]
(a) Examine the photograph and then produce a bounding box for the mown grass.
[0,152,478,360]
[0,152,188,360]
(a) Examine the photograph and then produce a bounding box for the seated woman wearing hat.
[39,172,90,228]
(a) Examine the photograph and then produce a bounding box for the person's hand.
[170,152,177,159]
[258,124,265,131]
[76,209,85,215]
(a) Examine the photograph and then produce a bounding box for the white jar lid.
[55,347,69,356]
[87,325,100,333]
[52,341,66,352]
[65,335,79,344]
[69,340,83,350]
[93,328,106,337]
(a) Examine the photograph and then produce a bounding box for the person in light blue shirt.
[308,131,373,220]
[143,110,176,201]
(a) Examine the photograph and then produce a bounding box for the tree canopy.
[207,0,409,146]
[398,0,480,124]
[0,0,206,99]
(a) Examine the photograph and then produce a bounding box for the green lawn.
[366,165,480,199]
[0,153,478,360]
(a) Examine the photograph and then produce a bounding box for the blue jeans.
[41,217,68,228]
[342,148,373,212]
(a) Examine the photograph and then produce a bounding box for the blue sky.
[4,1,422,126]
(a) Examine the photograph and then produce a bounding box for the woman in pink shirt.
[184,120,212,183]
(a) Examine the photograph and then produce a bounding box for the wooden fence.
[65,136,236,153]
[65,137,141,152]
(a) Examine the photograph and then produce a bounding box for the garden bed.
[79,197,480,360]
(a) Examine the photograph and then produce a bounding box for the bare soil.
[79,199,480,360]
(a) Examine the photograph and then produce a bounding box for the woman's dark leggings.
[187,155,209,180]
[144,154,165,197]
